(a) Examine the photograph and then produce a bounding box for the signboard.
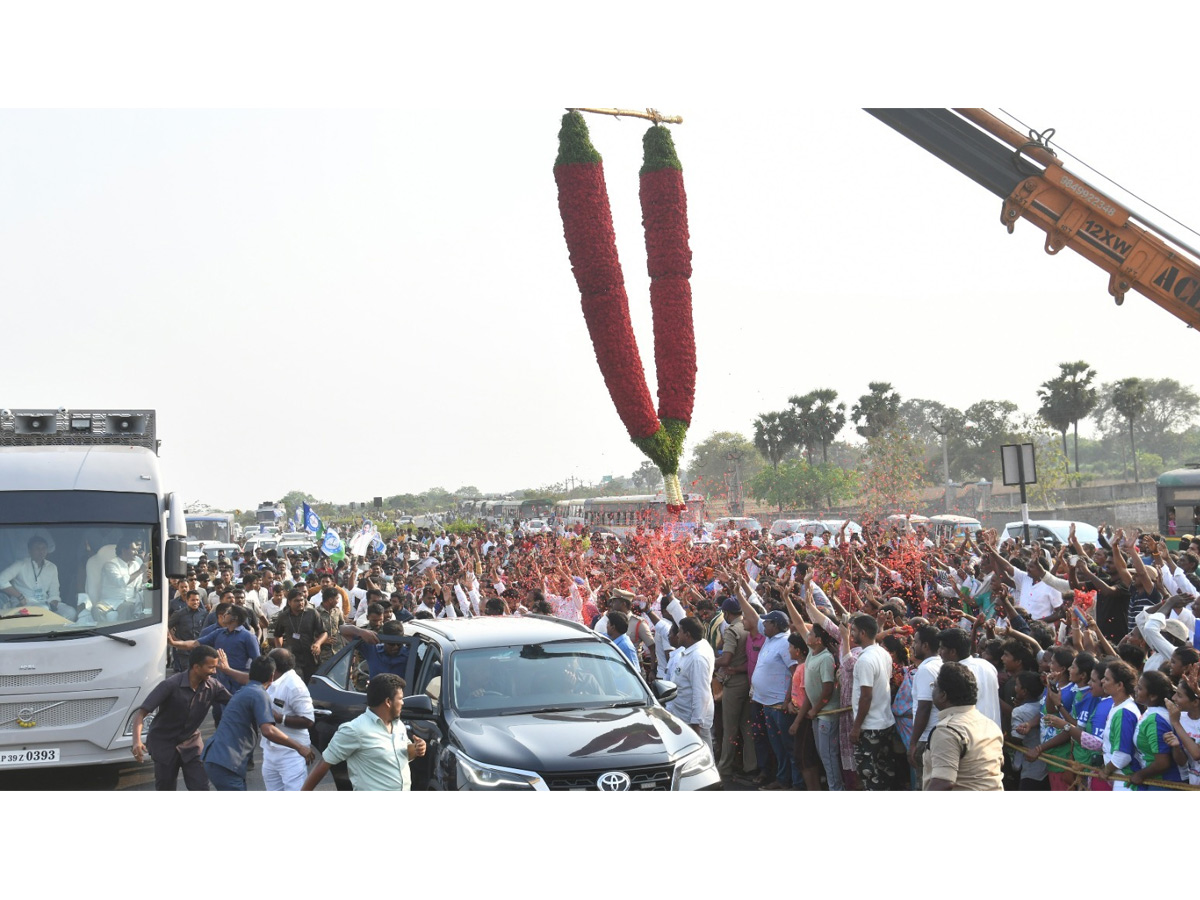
[1000,443,1037,486]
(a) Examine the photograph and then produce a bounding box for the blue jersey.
[1070,686,1101,765]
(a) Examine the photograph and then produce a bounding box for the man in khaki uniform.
[314,587,347,664]
[714,597,757,780]
[924,661,1004,791]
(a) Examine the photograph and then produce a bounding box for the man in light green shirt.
[302,673,426,791]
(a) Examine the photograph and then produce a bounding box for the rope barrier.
[1002,739,1198,791]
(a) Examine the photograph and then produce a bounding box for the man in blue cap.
[737,593,801,790]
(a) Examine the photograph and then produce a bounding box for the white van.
[999,520,1098,547]
[929,514,982,541]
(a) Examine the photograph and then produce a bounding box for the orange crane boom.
[867,108,1200,330]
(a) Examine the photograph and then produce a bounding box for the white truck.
[0,409,188,771]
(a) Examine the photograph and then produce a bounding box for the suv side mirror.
[651,679,678,703]
[402,694,435,719]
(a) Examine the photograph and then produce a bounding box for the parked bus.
[580,493,706,536]
[554,498,587,529]
[1156,465,1200,549]
[0,408,187,771]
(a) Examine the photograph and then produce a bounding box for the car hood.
[448,704,701,773]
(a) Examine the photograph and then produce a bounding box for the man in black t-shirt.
[272,587,326,681]
[168,590,208,672]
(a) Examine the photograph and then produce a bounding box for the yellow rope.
[1003,739,1197,791]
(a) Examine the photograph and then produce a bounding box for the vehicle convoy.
[255,500,285,531]
[308,616,720,791]
[0,409,188,770]
[714,516,762,534]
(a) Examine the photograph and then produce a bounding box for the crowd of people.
[135,514,1200,791]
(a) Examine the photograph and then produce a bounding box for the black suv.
[308,615,720,790]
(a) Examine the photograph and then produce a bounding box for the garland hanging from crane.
[553,109,695,512]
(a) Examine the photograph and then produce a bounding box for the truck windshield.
[187,519,230,542]
[449,640,651,717]
[0,523,158,640]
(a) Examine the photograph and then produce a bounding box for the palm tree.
[1112,377,1149,482]
[851,382,901,440]
[1037,375,1073,475]
[789,388,846,464]
[753,411,800,512]
[753,411,800,475]
[1058,361,1098,473]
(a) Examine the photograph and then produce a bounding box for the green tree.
[1059,361,1099,473]
[1036,378,1074,476]
[419,487,454,510]
[789,388,846,464]
[899,399,964,485]
[851,382,902,440]
[956,400,1020,480]
[753,410,801,475]
[1038,361,1098,475]
[749,460,858,512]
[1140,378,1200,463]
[1111,377,1149,482]
[685,431,764,501]
[280,490,317,514]
[858,426,925,518]
[631,460,663,492]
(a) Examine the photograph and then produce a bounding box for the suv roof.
[406,614,595,651]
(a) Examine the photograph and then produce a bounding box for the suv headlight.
[677,742,714,780]
[454,750,543,790]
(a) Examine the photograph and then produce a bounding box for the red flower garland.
[554,112,696,512]
[554,111,660,441]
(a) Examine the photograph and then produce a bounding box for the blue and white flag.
[321,529,345,562]
[371,534,386,554]
[303,503,322,536]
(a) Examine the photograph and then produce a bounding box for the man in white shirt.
[984,546,1064,621]
[937,627,1002,730]
[98,538,147,617]
[849,614,897,790]
[1136,610,1191,673]
[261,648,315,791]
[0,535,74,620]
[908,624,942,789]
[667,617,716,751]
[652,594,676,680]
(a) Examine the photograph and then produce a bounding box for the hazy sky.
[4,105,1200,509]
[3,6,1197,510]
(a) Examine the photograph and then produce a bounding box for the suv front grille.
[543,763,676,791]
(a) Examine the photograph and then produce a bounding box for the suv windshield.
[449,639,651,717]
[0,523,158,640]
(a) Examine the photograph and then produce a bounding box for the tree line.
[248,365,1200,520]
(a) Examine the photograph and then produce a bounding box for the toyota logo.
[596,771,631,792]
